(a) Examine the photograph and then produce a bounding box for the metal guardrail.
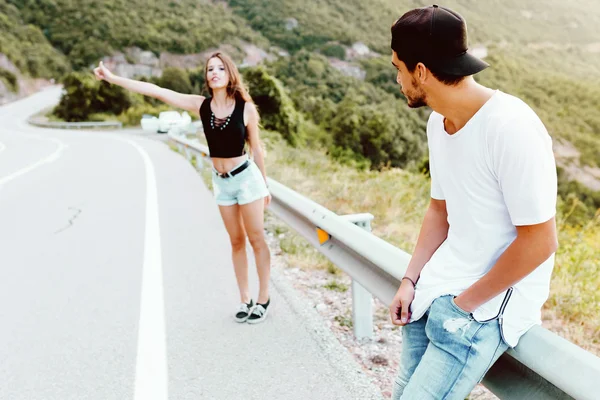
[28,119,123,129]
[168,132,600,400]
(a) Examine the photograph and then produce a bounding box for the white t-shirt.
[410,90,557,347]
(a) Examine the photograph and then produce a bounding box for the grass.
[261,130,429,252]
[327,264,342,276]
[168,142,180,154]
[334,314,353,328]
[551,211,600,344]
[324,280,349,292]
[273,219,334,271]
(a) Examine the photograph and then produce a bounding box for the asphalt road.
[0,87,383,400]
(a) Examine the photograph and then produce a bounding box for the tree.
[187,66,206,95]
[158,67,193,94]
[330,90,426,169]
[68,38,112,70]
[53,72,97,121]
[242,66,301,146]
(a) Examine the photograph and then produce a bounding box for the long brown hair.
[204,52,252,103]
[204,52,262,155]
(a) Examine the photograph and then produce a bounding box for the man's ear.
[416,62,428,84]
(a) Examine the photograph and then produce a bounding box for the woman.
[94,53,272,324]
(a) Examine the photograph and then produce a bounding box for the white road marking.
[121,138,169,400]
[0,137,66,186]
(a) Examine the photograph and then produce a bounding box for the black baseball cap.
[391,5,488,76]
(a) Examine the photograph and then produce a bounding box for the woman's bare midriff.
[212,154,248,174]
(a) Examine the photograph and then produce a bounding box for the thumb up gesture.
[93,61,115,82]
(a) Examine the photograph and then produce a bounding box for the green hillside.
[5,0,599,77]
[8,0,268,69]
[227,0,600,52]
[0,0,70,78]
[6,0,599,69]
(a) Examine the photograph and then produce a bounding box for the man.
[388,5,558,399]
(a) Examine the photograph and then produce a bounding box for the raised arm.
[93,61,204,117]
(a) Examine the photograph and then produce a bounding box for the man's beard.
[405,78,427,108]
[406,92,427,108]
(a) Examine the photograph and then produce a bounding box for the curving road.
[0,88,382,400]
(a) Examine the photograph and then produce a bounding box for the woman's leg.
[218,204,251,303]
[239,198,270,304]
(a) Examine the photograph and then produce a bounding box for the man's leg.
[400,295,508,400]
[392,315,429,400]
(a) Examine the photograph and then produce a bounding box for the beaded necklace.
[210,111,232,130]
[210,101,234,130]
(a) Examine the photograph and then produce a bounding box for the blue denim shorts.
[211,158,269,206]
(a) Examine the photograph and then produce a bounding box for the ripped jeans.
[392,295,508,400]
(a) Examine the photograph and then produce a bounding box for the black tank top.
[199,96,247,158]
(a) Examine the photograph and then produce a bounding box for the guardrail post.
[342,213,375,340]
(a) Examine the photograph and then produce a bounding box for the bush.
[327,145,371,170]
[0,68,18,92]
[94,80,133,114]
[320,43,346,59]
[53,72,133,121]
[53,72,97,121]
